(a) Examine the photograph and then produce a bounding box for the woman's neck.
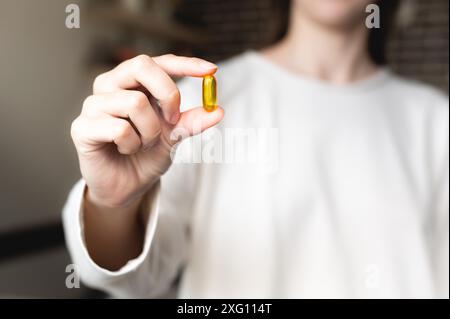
[262,9,378,85]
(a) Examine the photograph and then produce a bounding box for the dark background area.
[87,0,449,90]
[0,0,448,298]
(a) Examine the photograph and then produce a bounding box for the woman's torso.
[163,52,449,298]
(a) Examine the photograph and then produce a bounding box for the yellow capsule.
[202,74,218,112]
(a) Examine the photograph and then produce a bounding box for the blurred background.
[0,0,448,298]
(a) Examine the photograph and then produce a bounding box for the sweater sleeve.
[62,78,201,298]
[62,157,199,298]
[432,165,449,298]
[426,92,449,298]
[62,179,163,297]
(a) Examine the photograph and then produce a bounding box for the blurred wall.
[387,0,449,91]
[0,0,91,297]
[0,0,90,231]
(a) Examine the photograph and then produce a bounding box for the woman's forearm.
[82,188,146,271]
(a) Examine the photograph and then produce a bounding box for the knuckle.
[132,54,153,70]
[166,87,181,105]
[70,117,83,141]
[81,95,96,115]
[162,53,176,60]
[116,121,133,139]
[128,91,148,113]
[93,73,107,91]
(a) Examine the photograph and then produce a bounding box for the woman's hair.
[368,0,401,65]
[271,0,401,65]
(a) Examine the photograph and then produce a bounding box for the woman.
[64,0,448,298]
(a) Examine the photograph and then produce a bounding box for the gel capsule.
[202,74,218,112]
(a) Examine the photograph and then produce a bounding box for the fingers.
[72,105,225,155]
[82,91,161,149]
[92,54,217,125]
[152,54,217,77]
[83,54,222,155]
[71,116,142,155]
[93,55,180,124]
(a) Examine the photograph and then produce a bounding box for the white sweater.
[63,51,449,298]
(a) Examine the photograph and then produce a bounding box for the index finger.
[93,54,217,124]
[152,54,217,77]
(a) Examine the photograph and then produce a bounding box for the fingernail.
[200,61,217,71]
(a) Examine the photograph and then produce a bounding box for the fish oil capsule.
[202,74,218,112]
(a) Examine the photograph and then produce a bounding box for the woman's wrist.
[83,187,144,218]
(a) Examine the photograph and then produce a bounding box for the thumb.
[169,106,224,144]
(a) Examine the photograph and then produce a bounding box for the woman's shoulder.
[385,71,448,112]
[386,73,449,162]
[388,71,448,128]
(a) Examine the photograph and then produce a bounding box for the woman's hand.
[71,54,224,209]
